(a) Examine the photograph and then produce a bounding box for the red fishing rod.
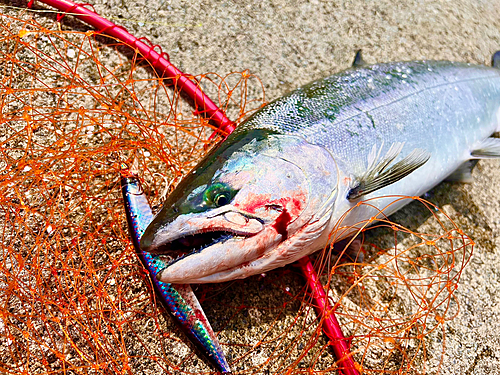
[28,0,235,137]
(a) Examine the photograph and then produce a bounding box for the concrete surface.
[4,0,500,374]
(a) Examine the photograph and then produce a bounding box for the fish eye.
[214,193,229,207]
[204,182,235,208]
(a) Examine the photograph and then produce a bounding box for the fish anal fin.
[347,145,430,201]
[445,160,479,183]
[471,137,500,158]
[352,50,366,67]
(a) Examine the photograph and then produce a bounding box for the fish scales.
[239,60,500,184]
[141,59,500,284]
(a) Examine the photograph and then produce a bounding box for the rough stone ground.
[5,0,500,374]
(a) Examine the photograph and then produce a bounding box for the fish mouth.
[140,204,289,283]
[152,229,250,267]
[153,224,284,284]
[141,207,268,274]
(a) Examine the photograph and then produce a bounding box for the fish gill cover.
[0,8,472,375]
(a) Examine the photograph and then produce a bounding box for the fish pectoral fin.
[445,160,479,183]
[347,146,430,200]
[471,137,500,158]
[352,49,366,67]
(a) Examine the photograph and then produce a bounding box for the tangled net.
[0,9,473,375]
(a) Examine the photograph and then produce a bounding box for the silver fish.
[141,58,500,284]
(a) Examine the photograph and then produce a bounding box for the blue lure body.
[120,166,230,373]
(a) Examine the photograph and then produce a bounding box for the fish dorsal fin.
[352,50,366,67]
[471,137,500,158]
[347,143,430,200]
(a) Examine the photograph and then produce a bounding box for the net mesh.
[0,9,473,375]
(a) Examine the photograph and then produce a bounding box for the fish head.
[140,130,339,283]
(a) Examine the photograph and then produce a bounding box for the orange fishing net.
[0,9,473,374]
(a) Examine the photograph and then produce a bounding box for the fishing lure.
[120,162,230,373]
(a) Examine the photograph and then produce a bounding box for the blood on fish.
[235,192,272,214]
[273,208,291,241]
[234,192,303,242]
[235,192,306,217]
[284,194,306,216]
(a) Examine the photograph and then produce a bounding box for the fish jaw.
[141,206,266,254]
[156,225,284,283]
[173,190,340,283]
[154,169,338,284]
[150,195,308,283]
